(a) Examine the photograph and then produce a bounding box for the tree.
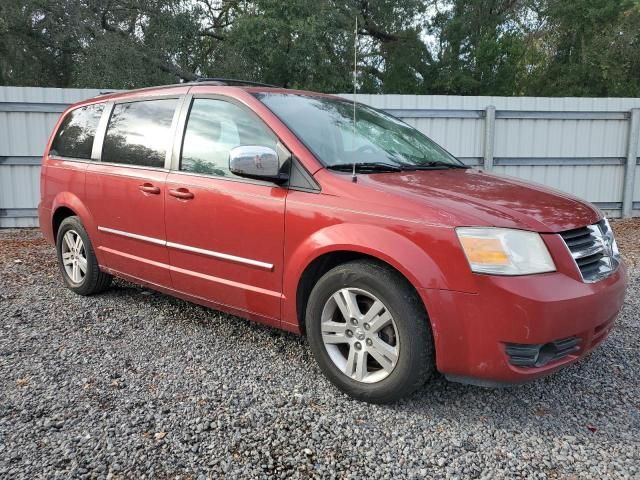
[207,0,354,91]
[428,1,529,95]
[1,0,639,96]
[522,0,640,96]
[0,0,227,88]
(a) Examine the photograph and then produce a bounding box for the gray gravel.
[1,229,639,479]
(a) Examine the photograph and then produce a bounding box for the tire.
[306,260,434,404]
[56,216,112,295]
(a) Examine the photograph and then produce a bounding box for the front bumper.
[421,260,627,385]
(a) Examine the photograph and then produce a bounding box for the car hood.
[361,168,601,232]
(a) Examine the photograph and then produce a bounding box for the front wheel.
[56,216,112,295]
[306,260,434,403]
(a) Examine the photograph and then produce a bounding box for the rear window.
[102,99,178,168]
[50,104,104,159]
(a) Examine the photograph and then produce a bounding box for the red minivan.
[39,81,627,403]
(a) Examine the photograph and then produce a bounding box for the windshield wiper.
[405,160,469,170]
[327,162,403,173]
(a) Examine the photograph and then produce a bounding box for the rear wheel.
[306,260,434,403]
[56,216,112,295]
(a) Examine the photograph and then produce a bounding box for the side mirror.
[229,145,288,183]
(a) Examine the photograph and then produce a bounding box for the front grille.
[559,220,620,282]
[505,337,581,368]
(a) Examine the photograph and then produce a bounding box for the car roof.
[87,82,343,105]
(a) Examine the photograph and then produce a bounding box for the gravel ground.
[1,223,639,479]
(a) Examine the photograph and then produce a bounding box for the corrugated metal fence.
[1,87,639,227]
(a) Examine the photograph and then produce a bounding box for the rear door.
[164,95,287,326]
[85,95,183,287]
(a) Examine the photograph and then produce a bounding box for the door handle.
[168,187,194,200]
[139,183,161,194]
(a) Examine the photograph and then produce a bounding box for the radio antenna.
[352,16,358,183]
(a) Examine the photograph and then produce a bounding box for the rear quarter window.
[50,103,104,159]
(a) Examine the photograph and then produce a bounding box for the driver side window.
[180,98,277,178]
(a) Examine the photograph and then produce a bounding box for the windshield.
[254,93,464,170]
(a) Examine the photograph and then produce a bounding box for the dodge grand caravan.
[39,81,627,403]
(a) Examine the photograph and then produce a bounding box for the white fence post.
[622,108,640,218]
[483,105,496,170]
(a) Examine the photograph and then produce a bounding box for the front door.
[164,97,286,326]
[86,97,180,287]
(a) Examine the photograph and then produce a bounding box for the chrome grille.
[559,219,620,282]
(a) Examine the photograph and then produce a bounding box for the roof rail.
[86,78,280,101]
[193,77,279,88]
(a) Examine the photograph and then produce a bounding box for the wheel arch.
[296,250,432,336]
[52,206,77,239]
[283,223,448,333]
[51,192,96,239]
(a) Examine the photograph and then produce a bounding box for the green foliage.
[522,0,640,96]
[213,0,353,91]
[429,1,529,95]
[0,0,639,96]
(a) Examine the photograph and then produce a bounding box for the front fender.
[281,223,453,329]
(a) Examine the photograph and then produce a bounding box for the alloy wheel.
[61,229,87,284]
[320,288,400,383]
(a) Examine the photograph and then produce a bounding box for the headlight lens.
[456,227,556,275]
[602,217,620,257]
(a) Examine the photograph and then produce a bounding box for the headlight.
[456,227,556,275]
[601,217,620,257]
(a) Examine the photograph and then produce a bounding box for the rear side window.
[102,98,177,168]
[180,98,277,177]
[50,104,104,159]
